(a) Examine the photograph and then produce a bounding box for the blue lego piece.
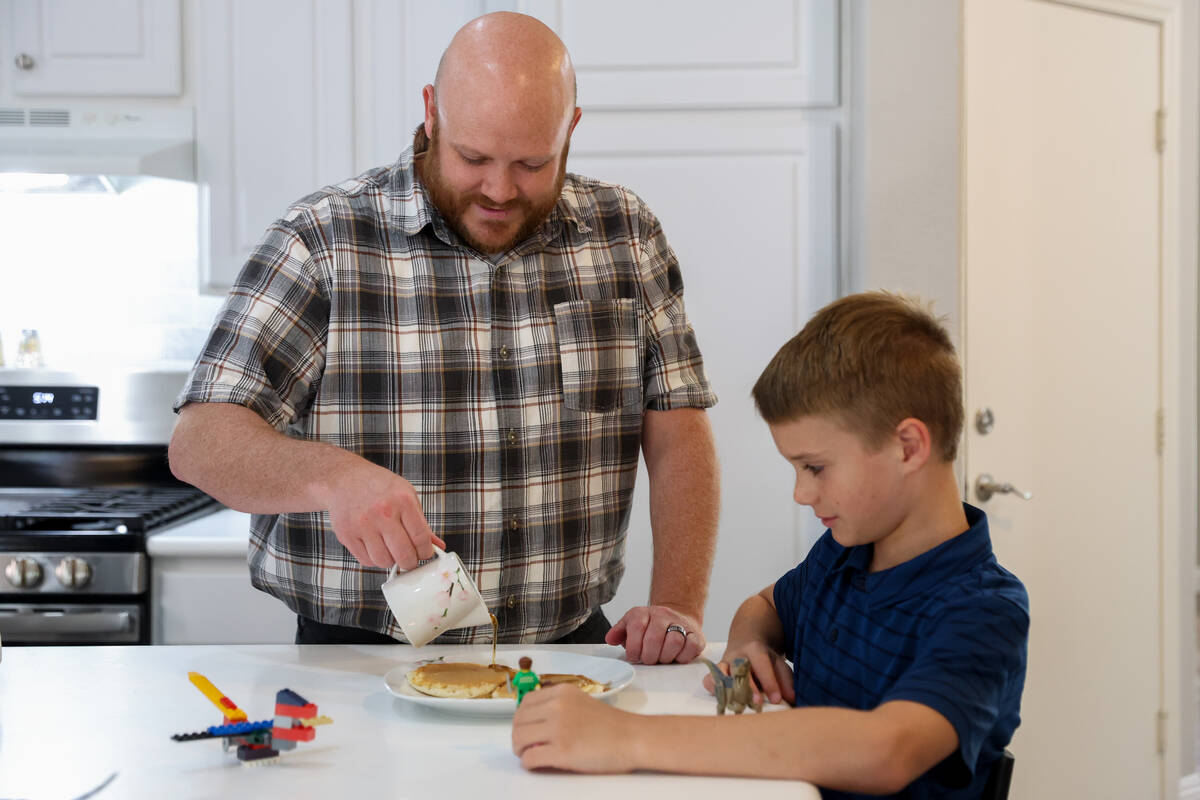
[208,720,274,736]
[276,688,309,707]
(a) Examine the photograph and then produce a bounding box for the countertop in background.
[148,507,251,558]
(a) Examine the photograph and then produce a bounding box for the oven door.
[0,603,144,644]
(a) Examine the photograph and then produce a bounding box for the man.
[169,12,718,662]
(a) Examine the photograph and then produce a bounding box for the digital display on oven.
[0,385,99,420]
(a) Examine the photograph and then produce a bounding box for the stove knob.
[55,557,93,589]
[4,558,43,588]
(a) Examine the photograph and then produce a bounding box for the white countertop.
[0,642,819,799]
[147,507,252,557]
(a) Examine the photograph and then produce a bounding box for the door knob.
[14,53,35,71]
[975,474,1033,503]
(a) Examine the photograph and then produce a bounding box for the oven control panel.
[0,552,145,594]
[0,385,98,420]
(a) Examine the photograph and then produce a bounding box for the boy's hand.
[702,642,795,706]
[511,684,641,773]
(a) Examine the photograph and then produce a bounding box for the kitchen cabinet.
[522,0,838,109]
[194,0,355,293]
[194,0,476,292]
[148,509,296,644]
[196,0,840,292]
[7,0,182,96]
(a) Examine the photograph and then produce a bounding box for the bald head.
[416,13,582,255]
[432,12,577,135]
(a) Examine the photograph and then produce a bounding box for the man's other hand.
[604,605,704,664]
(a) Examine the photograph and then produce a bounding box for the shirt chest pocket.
[553,299,643,413]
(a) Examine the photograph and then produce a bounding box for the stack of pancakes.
[406,661,608,699]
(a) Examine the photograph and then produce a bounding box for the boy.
[511,292,1029,798]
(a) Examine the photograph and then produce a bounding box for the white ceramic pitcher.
[381,547,491,647]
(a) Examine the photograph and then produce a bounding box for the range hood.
[0,106,194,181]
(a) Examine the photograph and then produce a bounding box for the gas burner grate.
[3,487,221,533]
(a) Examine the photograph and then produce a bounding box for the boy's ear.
[894,417,932,472]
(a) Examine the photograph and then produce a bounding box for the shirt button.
[853,575,866,591]
[829,628,839,643]
[499,345,510,359]
[509,515,520,531]
[506,429,518,446]
[506,595,518,609]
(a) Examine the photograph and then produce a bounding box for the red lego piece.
[272,725,316,742]
[275,702,318,719]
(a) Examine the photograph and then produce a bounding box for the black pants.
[295,608,611,645]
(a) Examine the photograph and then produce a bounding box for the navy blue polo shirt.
[774,503,1028,800]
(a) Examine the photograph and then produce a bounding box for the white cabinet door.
[520,0,838,108]
[152,556,296,644]
[8,0,181,96]
[573,114,839,637]
[196,0,355,292]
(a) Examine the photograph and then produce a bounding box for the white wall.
[847,0,961,334]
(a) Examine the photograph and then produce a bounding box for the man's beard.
[414,123,568,255]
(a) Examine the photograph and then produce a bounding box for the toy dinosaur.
[698,657,763,715]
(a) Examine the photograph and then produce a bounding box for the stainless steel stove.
[0,370,221,645]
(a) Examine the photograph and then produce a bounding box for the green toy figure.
[511,656,540,705]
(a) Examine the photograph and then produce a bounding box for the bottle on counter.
[15,329,43,368]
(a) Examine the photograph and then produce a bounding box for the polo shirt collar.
[831,503,993,608]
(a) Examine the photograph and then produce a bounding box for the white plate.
[384,649,635,717]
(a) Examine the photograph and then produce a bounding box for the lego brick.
[272,724,316,743]
[236,744,279,763]
[188,672,248,722]
[273,738,298,751]
[275,688,310,708]
[274,702,318,719]
[299,715,333,728]
[209,720,273,737]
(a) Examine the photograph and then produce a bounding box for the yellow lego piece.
[187,671,248,722]
[297,715,334,728]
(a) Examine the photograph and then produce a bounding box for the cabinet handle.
[14,53,35,71]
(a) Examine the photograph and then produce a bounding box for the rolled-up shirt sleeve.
[175,215,329,431]
[633,201,717,411]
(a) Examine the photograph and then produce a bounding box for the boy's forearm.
[626,706,917,793]
[726,589,785,652]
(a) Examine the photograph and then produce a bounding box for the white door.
[963,1,1169,798]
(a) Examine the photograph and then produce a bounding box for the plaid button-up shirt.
[177,143,716,643]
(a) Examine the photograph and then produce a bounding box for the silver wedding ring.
[665,624,688,637]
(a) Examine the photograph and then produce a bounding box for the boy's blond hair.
[752,291,964,462]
